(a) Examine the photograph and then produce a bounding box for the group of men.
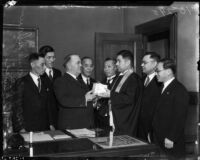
[12,46,189,158]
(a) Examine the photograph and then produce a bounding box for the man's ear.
[30,62,35,68]
[126,59,131,66]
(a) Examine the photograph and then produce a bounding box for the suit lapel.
[27,74,41,94]
[64,73,81,87]
[162,79,176,95]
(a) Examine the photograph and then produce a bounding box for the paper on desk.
[53,134,71,140]
[67,128,95,138]
[21,132,54,142]
[92,83,107,95]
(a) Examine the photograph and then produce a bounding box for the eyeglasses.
[155,69,165,73]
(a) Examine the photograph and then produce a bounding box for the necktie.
[107,78,111,84]
[38,77,41,92]
[87,78,90,86]
[49,70,53,80]
[144,76,150,87]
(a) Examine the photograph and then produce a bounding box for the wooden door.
[95,33,143,81]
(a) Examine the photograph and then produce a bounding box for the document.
[53,134,71,140]
[67,128,95,138]
[21,132,54,142]
[92,83,108,95]
[89,135,146,149]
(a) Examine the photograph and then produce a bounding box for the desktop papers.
[89,135,146,149]
[92,83,108,95]
[67,128,95,138]
[53,134,71,140]
[21,132,54,142]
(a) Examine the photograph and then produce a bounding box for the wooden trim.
[135,13,177,63]
[189,92,199,106]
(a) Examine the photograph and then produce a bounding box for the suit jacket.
[12,74,53,132]
[138,75,162,141]
[54,73,94,130]
[97,75,119,116]
[110,72,143,136]
[77,74,96,91]
[152,79,189,156]
[94,75,118,129]
[40,68,62,128]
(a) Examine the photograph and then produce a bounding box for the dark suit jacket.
[12,74,53,132]
[41,68,62,128]
[94,75,118,128]
[110,72,143,136]
[77,74,96,91]
[138,75,162,141]
[152,79,189,156]
[54,73,94,130]
[97,75,119,116]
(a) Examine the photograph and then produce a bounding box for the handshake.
[85,83,111,102]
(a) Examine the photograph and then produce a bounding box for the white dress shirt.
[66,72,77,80]
[162,77,175,93]
[81,74,90,85]
[45,67,53,77]
[144,72,156,86]
[29,72,40,87]
[106,74,116,84]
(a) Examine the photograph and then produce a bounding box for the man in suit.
[95,58,118,129]
[152,58,189,157]
[98,50,143,136]
[54,54,96,130]
[12,53,55,132]
[138,52,162,142]
[39,45,62,129]
[77,56,96,91]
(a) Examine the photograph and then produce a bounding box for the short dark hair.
[159,58,176,74]
[81,56,93,63]
[144,52,160,62]
[63,54,78,68]
[104,57,116,64]
[39,45,54,56]
[116,50,134,66]
[28,53,44,63]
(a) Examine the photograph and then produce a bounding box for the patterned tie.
[49,70,53,81]
[144,76,150,87]
[38,77,41,92]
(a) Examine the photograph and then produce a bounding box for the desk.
[3,129,160,157]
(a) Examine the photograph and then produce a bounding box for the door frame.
[135,13,177,63]
[95,33,143,80]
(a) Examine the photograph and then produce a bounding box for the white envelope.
[92,83,108,95]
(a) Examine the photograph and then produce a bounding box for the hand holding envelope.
[92,83,111,98]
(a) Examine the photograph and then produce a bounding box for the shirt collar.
[162,77,175,92]
[107,74,116,81]
[81,74,90,83]
[119,68,133,76]
[66,72,77,80]
[45,67,53,76]
[29,72,40,86]
[147,72,156,82]
[30,72,39,79]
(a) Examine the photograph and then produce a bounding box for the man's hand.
[50,125,55,131]
[164,138,174,149]
[98,88,111,98]
[85,90,96,102]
